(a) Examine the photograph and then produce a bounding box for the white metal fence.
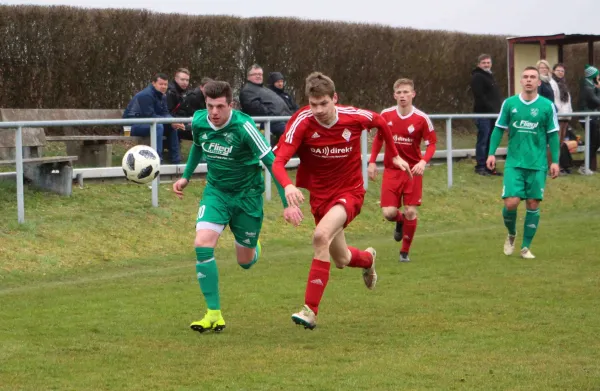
[1,112,597,224]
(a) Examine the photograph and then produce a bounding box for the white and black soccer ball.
[122,145,160,184]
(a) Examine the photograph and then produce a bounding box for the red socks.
[396,210,405,222]
[401,218,417,253]
[347,246,374,269]
[305,259,331,314]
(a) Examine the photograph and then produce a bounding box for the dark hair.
[553,63,566,71]
[477,54,491,63]
[200,77,214,87]
[203,81,233,104]
[152,73,169,82]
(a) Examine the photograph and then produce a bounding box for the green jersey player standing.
[172,81,302,333]
[487,66,560,259]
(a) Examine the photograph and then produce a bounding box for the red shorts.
[311,189,365,228]
[380,169,422,208]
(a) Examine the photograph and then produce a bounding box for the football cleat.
[362,247,377,290]
[393,219,404,242]
[190,310,226,333]
[399,252,411,262]
[520,247,536,259]
[291,305,317,330]
[504,234,516,255]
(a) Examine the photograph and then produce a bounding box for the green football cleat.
[190,310,226,333]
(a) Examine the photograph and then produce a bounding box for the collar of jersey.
[207,111,233,131]
[518,93,540,106]
[315,107,339,128]
[396,106,415,120]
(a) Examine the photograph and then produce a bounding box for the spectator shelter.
[507,33,600,95]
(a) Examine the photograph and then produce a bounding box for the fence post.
[584,116,591,173]
[150,122,159,207]
[362,130,368,190]
[446,118,453,188]
[264,121,272,201]
[16,126,25,223]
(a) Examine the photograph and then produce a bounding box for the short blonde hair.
[305,72,335,98]
[393,78,415,90]
[536,60,551,71]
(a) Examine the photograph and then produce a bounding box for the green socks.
[522,209,540,250]
[502,207,517,236]
[195,247,220,310]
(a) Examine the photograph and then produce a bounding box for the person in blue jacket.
[123,73,185,163]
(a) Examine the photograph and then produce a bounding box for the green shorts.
[196,185,263,248]
[502,167,546,200]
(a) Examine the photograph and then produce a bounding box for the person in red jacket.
[272,72,411,330]
[368,78,437,263]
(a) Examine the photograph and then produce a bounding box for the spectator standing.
[578,65,600,174]
[471,54,503,176]
[239,64,292,143]
[123,73,184,163]
[536,60,555,103]
[268,72,299,113]
[551,63,573,173]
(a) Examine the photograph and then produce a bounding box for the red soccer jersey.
[273,105,399,198]
[370,106,437,168]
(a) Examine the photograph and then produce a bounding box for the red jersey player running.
[368,78,437,263]
[272,72,411,330]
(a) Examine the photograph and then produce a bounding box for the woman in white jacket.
[551,63,573,142]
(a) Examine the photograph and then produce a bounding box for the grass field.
[1,161,600,390]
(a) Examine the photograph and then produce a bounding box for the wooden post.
[508,41,515,96]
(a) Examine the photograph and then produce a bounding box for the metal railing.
[1,112,597,224]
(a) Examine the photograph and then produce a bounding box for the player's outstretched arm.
[174,143,203,199]
[368,131,384,180]
[262,151,303,226]
[548,130,560,179]
[486,126,504,170]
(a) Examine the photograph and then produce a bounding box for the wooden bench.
[0,108,144,167]
[0,156,78,196]
[45,135,147,167]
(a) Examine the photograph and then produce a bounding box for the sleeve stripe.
[258,149,271,159]
[494,100,508,128]
[243,122,269,154]
[414,109,435,131]
[286,110,312,143]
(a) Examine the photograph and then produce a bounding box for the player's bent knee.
[526,199,540,209]
[404,207,418,220]
[504,198,520,210]
[382,211,397,221]
[312,229,332,249]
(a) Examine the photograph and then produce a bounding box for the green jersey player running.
[487,66,560,259]
[172,81,302,333]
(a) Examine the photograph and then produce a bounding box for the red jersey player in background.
[368,78,437,263]
[272,72,411,330]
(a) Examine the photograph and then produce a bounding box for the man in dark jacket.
[578,65,600,173]
[239,64,292,143]
[123,73,184,163]
[471,54,503,176]
[166,68,193,141]
[268,72,299,113]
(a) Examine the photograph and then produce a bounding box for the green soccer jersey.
[187,109,271,193]
[495,94,559,171]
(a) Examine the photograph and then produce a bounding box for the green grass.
[1,162,600,390]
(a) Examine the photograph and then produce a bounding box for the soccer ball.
[122,145,160,184]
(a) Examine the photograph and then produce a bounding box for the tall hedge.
[1,5,596,115]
